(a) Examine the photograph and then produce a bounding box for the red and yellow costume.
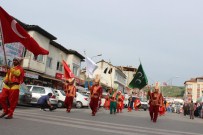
[159,98,166,116]
[103,94,110,110]
[148,90,163,123]
[89,85,102,116]
[64,80,76,112]
[117,92,124,113]
[134,98,141,111]
[0,65,24,118]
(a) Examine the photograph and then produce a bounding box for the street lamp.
[91,54,102,59]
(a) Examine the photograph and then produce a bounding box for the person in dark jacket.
[37,93,56,111]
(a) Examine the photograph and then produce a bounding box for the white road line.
[15,111,202,135]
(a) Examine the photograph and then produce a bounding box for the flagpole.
[0,20,8,67]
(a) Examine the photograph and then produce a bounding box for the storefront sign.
[25,72,39,79]
[0,66,7,72]
[55,73,64,80]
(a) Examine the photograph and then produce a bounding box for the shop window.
[56,61,63,71]
[32,87,45,94]
[46,57,52,68]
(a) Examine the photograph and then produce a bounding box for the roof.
[50,41,85,60]
[97,60,126,78]
[15,18,57,40]
[184,78,197,84]
[117,66,137,72]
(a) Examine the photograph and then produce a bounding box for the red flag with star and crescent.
[0,6,49,56]
[62,60,74,80]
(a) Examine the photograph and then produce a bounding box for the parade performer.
[103,93,110,110]
[109,85,118,114]
[148,82,163,123]
[117,90,123,113]
[159,99,166,116]
[134,97,141,111]
[64,78,76,113]
[0,57,24,119]
[89,75,102,116]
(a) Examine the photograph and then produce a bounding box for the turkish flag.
[62,60,74,79]
[0,6,49,56]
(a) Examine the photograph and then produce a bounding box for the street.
[0,107,203,135]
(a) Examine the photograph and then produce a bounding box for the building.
[93,60,127,93]
[117,66,137,94]
[0,18,85,90]
[184,77,203,102]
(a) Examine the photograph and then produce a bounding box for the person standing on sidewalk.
[189,100,195,119]
[89,75,102,116]
[64,78,76,113]
[0,57,24,119]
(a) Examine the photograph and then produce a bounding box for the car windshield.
[60,90,66,96]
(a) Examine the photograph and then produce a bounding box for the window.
[56,61,63,71]
[32,87,45,94]
[73,63,79,76]
[46,57,52,68]
[34,55,44,62]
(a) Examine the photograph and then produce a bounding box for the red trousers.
[65,96,74,111]
[0,88,19,117]
[149,105,159,122]
[117,102,122,113]
[89,97,99,115]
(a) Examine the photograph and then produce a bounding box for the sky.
[1,0,203,86]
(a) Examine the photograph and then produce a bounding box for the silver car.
[27,85,58,106]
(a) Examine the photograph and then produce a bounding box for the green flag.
[128,63,148,89]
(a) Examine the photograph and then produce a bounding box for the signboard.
[0,42,24,66]
[24,72,39,79]
[55,73,64,80]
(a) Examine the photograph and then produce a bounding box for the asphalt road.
[0,106,203,135]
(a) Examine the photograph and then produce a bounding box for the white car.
[26,85,58,106]
[54,89,66,108]
[74,92,89,108]
[54,90,89,108]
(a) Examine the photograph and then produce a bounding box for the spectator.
[189,100,195,119]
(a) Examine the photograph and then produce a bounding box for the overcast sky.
[1,0,203,86]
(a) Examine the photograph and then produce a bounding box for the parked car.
[54,89,66,108]
[124,94,129,108]
[18,83,32,105]
[26,85,58,107]
[74,92,89,108]
[0,82,32,106]
[139,97,149,111]
[54,90,89,108]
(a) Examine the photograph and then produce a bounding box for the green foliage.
[143,86,185,97]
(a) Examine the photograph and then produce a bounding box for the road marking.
[15,111,203,135]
